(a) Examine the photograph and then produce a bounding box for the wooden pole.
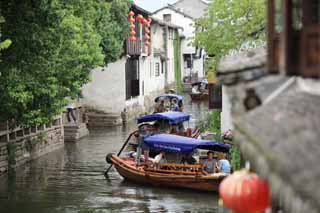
[104,130,138,177]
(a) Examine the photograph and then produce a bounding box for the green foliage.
[207,109,221,141]
[173,31,182,92]
[0,0,131,126]
[230,145,241,171]
[195,0,266,72]
[0,15,11,60]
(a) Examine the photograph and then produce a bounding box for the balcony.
[126,39,151,56]
[126,39,142,56]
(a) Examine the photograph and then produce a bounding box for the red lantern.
[219,170,270,213]
[130,31,136,36]
[129,36,136,42]
[128,17,135,23]
[147,17,152,24]
[128,11,135,17]
[144,35,150,41]
[130,24,135,30]
[136,14,144,23]
[145,29,150,34]
[144,41,150,46]
[142,18,148,26]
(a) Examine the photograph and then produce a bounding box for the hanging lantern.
[130,31,136,36]
[145,29,150,34]
[136,14,144,23]
[128,11,135,17]
[128,17,135,23]
[144,35,150,41]
[142,18,148,26]
[129,36,137,42]
[147,17,152,24]
[144,41,150,46]
[219,169,270,213]
[130,24,135,30]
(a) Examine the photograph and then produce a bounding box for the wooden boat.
[189,92,209,101]
[190,80,209,101]
[106,134,231,192]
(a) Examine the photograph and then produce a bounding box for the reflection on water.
[0,96,228,213]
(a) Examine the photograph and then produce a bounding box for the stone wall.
[0,116,64,176]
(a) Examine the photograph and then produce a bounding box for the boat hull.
[111,155,224,192]
[189,93,209,101]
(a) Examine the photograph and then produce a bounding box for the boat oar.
[104,130,138,177]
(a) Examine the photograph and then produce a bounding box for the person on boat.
[153,151,167,164]
[170,99,179,112]
[169,123,178,135]
[191,85,200,94]
[202,151,218,174]
[181,153,197,164]
[216,152,231,174]
[154,99,166,113]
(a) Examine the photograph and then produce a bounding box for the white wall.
[82,58,126,113]
[153,8,195,54]
[221,86,233,132]
[153,8,205,80]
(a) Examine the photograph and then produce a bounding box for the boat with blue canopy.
[154,94,184,102]
[144,134,230,153]
[137,112,190,124]
[106,134,231,192]
[136,111,200,138]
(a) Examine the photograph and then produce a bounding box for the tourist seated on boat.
[169,123,178,135]
[191,85,201,94]
[202,151,218,174]
[181,153,197,165]
[152,151,167,164]
[154,99,166,113]
[170,99,179,112]
[216,152,231,174]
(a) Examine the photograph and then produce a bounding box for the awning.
[144,134,230,153]
[137,112,190,124]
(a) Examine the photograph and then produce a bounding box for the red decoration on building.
[219,169,270,213]
[128,11,135,17]
[128,11,136,42]
[136,14,143,23]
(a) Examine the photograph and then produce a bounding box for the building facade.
[81,5,182,123]
[152,0,209,81]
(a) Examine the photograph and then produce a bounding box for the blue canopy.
[154,94,184,102]
[144,134,230,153]
[137,112,190,124]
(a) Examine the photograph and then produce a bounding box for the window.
[163,14,171,22]
[292,0,302,30]
[155,63,160,76]
[311,0,320,23]
[274,0,282,32]
[125,58,140,99]
[161,60,165,74]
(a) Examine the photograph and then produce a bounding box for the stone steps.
[87,113,122,127]
[64,123,89,142]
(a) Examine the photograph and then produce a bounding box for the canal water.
[0,97,227,213]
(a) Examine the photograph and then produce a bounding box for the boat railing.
[144,162,204,176]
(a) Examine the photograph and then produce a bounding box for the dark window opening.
[126,58,140,100]
[311,0,320,23]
